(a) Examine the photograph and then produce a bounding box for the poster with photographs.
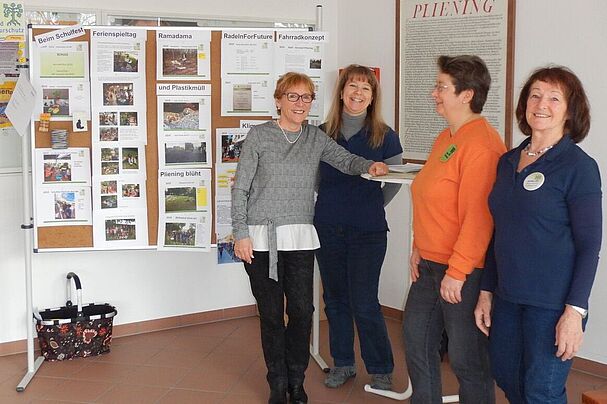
[157,168,211,251]
[35,185,92,227]
[214,127,246,264]
[92,143,146,178]
[34,80,91,121]
[93,209,149,248]
[90,28,146,78]
[91,80,147,144]
[34,148,91,186]
[156,30,211,80]
[157,84,212,168]
[90,28,147,146]
[92,177,147,211]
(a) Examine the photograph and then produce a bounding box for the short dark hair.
[516,66,590,143]
[437,55,491,113]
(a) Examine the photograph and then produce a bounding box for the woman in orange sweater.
[403,55,506,403]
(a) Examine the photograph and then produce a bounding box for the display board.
[29,26,327,252]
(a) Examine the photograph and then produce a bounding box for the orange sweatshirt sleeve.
[446,150,501,281]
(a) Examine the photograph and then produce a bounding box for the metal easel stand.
[310,263,329,372]
[308,3,329,374]
[16,66,45,391]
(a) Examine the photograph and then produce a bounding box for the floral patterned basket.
[34,273,117,361]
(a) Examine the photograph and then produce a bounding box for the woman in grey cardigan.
[232,72,387,404]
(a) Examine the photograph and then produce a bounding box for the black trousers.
[244,250,315,388]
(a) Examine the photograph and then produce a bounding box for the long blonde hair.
[324,65,387,149]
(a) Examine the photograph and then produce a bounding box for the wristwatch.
[568,305,588,319]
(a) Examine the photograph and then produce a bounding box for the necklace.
[276,120,302,144]
[523,143,554,157]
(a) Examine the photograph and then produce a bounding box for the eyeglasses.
[284,92,315,103]
[433,83,453,93]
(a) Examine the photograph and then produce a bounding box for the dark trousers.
[315,223,394,374]
[244,250,314,389]
[490,295,575,404]
[403,259,494,404]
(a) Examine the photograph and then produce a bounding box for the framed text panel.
[396,0,516,160]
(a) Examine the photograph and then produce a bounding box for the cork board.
[31,27,273,251]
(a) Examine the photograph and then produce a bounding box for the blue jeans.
[315,223,394,374]
[244,250,315,389]
[403,259,494,404]
[490,295,576,404]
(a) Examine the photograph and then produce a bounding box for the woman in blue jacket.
[315,64,402,391]
[475,66,602,403]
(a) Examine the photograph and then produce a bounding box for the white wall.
[338,0,607,364]
[3,0,606,365]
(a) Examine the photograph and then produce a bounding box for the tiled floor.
[0,316,606,403]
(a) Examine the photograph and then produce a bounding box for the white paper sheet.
[93,209,149,248]
[92,143,146,179]
[157,168,212,251]
[34,148,91,186]
[35,80,90,120]
[221,75,273,116]
[215,127,248,165]
[35,185,92,227]
[274,31,327,78]
[92,176,147,211]
[5,73,36,136]
[32,41,89,80]
[221,30,274,75]
[157,89,212,169]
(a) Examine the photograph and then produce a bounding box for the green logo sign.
[3,3,23,26]
[440,144,457,162]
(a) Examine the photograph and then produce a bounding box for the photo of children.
[122,147,139,169]
[221,133,245,163]
[101,180,117,194]
[99,127,119,142]
[217,233,240,264]
[42,88,70,116]
[165,187,196,212]
[163,102,200,130]
[113,51,139,73]
[120,111,138,126]
[164,222,196,247]
[101,147,119,161]
[103,83,134,106]
[105,218,136,241]
[43,154,72,182]
[122,183,140,198]
[165,142,206,165]
[54,192,76,220]
[99,112,118,126]
[101,162,119,175]
[162,48,197,76]
[101,195,118,209]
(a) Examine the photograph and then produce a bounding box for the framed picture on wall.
[396,0,516,161]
